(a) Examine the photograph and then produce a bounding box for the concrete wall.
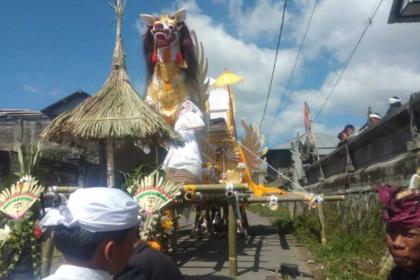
[305,92,420,188]
[295,93,420,231]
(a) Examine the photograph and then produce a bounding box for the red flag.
[304,102,311,132]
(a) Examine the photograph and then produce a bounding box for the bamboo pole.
[45,186,80,193]
[227,84,237,138]
[317,203,327,247]
[172,194,345,205]
[245,194,345,203]
[48,184,250,195]
[106,139,115,188]
[289,202,296,220]
[228,199,237,277]
[181,183,248,193]
[41,236,54,277]
[306,102,325,181]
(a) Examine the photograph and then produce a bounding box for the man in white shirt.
[40,187,139,280]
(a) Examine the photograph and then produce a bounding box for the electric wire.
[266,0,319,137]
[258,0,288,130]
[313,0,384,121]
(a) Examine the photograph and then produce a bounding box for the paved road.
[177,211,314,280]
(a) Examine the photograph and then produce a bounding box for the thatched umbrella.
[41,0,178,188]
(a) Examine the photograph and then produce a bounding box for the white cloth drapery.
[162,100,205,179]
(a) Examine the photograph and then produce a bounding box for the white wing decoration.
[191,30,209,110]
[240,119,268,172]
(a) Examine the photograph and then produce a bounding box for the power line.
[266,0,319,136]
[313,0,384,121]
[307,0,384,115]
[258,0,288,130]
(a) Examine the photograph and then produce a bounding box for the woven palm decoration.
[130,171,180,214]
[0,176,44,220]
[129,170,180,235]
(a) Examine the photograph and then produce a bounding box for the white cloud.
[183,5,303,134]
[137,1,300,134]
[141,0,420,148]
[23,85,40,94]
[266,0,420,145]
[226,0,293,41]
[303,0,420,66]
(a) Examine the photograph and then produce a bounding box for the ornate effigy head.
[140,8,198,83]
[140,9,187,48]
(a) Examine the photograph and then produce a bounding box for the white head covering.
[369,113,381,119]
[389,96,401,104]
[40,187,139,232]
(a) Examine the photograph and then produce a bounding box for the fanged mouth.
[154,32,170,44]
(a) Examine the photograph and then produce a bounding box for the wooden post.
[345,145,355,172]
[41,236,54,277]
[289,202,296,220]
[77,155,86,188]
[106,139,115,188]
[170,209,178,261]
[228,199,238,277]
[308,120,325,181]
[155,145,159,166]
[317,203,327,247]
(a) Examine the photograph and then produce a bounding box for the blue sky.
[0,0,260,109]
[1,0,420,147]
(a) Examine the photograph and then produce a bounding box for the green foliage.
[15,144,41,178]
[247,204,290,219]
[0,145,45,278]
[121,163,159,191]
[0,210,42,279]
[248,200,386,280]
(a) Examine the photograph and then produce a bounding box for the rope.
[234,191,242,224]
[233,140,307,193]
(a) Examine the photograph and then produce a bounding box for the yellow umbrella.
[214,69,243,87]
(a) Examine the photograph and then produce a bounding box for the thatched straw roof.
[41,1,177,145]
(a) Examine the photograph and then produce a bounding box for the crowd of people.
[337,96,402,147]
[36,177,420,280]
